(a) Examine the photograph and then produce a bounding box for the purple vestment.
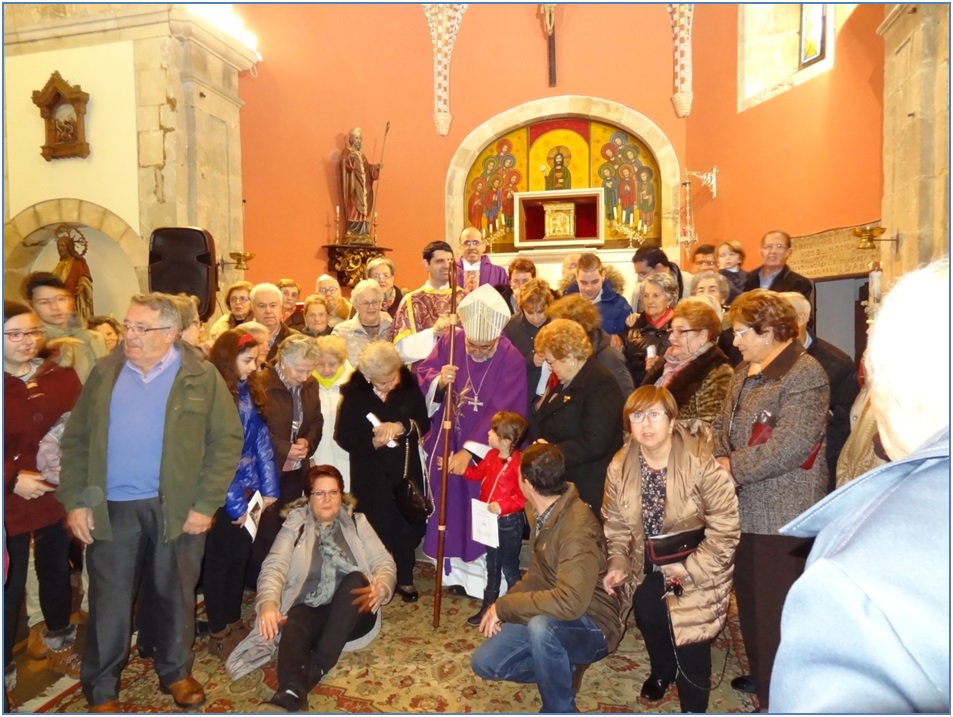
[455,255,509,289]
[416,329,527,567]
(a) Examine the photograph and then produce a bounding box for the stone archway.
[4,198,147,294]
[444,96,681,247]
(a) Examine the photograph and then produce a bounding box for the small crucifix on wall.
[540,4,557,87]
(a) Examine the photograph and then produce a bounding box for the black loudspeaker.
[148,227,218,321]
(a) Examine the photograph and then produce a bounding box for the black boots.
[467,591,499,627]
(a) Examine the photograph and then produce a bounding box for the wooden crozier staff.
[432,253,459,628]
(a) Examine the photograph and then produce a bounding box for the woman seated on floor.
[226,464,397,712]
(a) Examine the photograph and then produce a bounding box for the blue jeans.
[471,614,608,713]
[485,511,526,595]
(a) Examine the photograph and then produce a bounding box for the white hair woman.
[365,257,402,318]
[625,270,680,386]
[331,279,392,367]
[310,335,354,490]
[336,341,431,602]
[247,333,324,584]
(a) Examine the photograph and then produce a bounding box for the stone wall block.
[34,199,63,228]
[78,201,107,231]
[138,129,165,167]
[137,105,159,131]
[100,210,130,242]
[59,198,81,221]
[12,205,39,239]
[118,227,148,267]
[137,67,168,106]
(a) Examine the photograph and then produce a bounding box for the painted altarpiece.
[462,118,661,252]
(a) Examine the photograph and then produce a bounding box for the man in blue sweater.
[58,293,243,713]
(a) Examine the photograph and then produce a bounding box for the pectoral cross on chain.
[467,394,484,412]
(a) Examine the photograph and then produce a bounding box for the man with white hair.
[250,282,300,364]
[771,259,950,712]
[780,291,859,488]
[416,284,528,598]
[315,274,355,329]
[331,278,393,367]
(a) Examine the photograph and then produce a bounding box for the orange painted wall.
[235,4,884,287]
[234,3,685,288]
[686,4,885,265]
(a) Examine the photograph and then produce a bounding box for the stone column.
[877,4,950,288]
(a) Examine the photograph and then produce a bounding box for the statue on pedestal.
[340,127,381,244]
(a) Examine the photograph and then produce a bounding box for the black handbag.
[646,527,706,566]
[392,420,433,525]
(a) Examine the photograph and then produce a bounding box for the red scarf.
[645,307,673,329]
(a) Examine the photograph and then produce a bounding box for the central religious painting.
[463,118,661,252]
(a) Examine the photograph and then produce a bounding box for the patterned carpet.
[20,562,757,713]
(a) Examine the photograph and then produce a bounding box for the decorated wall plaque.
[31,71,90,161]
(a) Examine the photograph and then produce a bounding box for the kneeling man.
[470,444,623,713]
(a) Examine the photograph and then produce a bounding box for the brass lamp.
[853,225,898,250]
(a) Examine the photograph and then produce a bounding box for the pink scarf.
[657,342,712,388]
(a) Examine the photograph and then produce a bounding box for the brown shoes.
[89,699,121,712]
[159,676,206,710]
[47,646,82,680]
[27,623,49,660]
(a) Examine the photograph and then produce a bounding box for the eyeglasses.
[317,286,340,295]
[357,300,382,309]
[733,327,755,340]
[629,410,668,424]
[229,296,250,304]
[4,329,45,343]
[667,327,700,338]
[462,240,483,248]
[762,243,788,252]
[695,259,716,267]
[369,272,392,281]
[309,489,341,500]
[122,323,172,337]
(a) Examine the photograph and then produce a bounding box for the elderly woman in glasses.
[625,271,679,387]
[211,281,253,336]
[336,341,431,602]
[640,298,733,425]
[247,334,324,584]
[226,465,396,712]
[365,257,403,319]
[331,279,393,367]
[602,386,739,713]
[315,275,355,329]
[711,289,829,710]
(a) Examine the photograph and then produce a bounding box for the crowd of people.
[3,230,948,714]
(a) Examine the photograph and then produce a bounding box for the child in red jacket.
[461,410,528,627]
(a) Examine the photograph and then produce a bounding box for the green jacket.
[57,342,243,541]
